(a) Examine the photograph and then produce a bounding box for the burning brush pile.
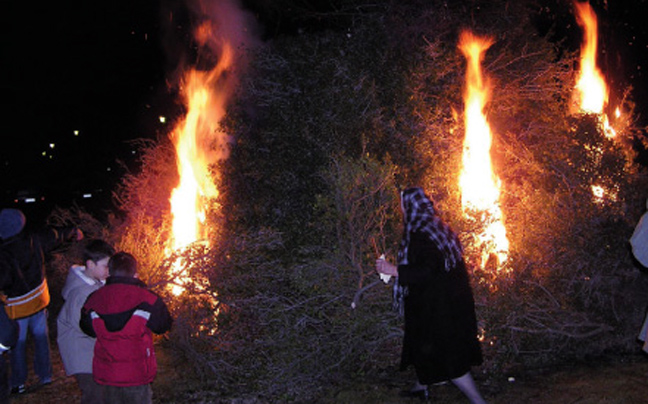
[48,0,648,401]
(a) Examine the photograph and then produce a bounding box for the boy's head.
[83,239,115,282]
[108,252,138,278]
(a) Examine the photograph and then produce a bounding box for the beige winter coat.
[56,265,103,375]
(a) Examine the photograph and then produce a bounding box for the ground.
[8,344,648,403]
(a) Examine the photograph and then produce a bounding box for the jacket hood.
[61,265,102,301]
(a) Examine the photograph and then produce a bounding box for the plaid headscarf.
[397,187,463,270]
[393,187,463,315]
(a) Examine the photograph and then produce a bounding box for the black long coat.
[398,231,482,384]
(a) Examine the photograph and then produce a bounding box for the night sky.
[2,2,170,195]
[1,0,647,208]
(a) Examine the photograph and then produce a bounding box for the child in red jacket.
[80,252,172,404]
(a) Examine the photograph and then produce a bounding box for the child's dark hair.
[108,252,138,277]
[83,239,115,264]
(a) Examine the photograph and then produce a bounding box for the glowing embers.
[458,31,509,271]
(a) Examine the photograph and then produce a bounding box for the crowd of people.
[0,208,173,404]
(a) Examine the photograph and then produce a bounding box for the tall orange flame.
[170,42,232,251]
[167,21,236,295]
[168,0,258,257]
[573,1,608,115]
[458,31,509,269]
[573,1,616,138]
[572,1,620,205]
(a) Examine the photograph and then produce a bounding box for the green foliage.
[199,155,404,399]
[201,226,403,401]
[222,8,418,250]
[314,154,401,273]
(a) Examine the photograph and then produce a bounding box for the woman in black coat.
[376,187,486,403]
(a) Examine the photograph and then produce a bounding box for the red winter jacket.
[80,276,173,386]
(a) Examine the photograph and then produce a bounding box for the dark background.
[1,0,646,218]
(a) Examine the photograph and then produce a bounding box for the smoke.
[183,0,259,160]
[166,0,260,169]
[162,0,261,251]
[188,0,260,76]
[162,0,260,85]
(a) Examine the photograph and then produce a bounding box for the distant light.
[49,143,55,149]
[74,130,80,136]
[24,198,36,203]
[83,193,92,199]
[42,151,47,156]
[159,116,166,123]
[131,150,136,154]
[107,167,112,172]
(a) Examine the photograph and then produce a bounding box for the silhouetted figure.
[376,187,486,403]
[0,208,82,395]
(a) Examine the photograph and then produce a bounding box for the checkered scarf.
[393,187,463,315]
[397,187,463,270]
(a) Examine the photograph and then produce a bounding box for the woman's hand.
[375,257,398,277]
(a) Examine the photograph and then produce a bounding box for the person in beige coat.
[56,240,114,404]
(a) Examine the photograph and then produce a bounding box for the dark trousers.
[103,384,152,404]
[74,373,104,404]
[0,354,10,404]
[0,353,8,404]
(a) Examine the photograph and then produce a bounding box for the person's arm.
[147,296,173,334]
[79,299,96,338]
[0,303,18,352]
[0,249,13,291]
[70,290,93,338]
[38,226,83,253]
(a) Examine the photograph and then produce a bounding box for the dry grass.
[13,342,648,403]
